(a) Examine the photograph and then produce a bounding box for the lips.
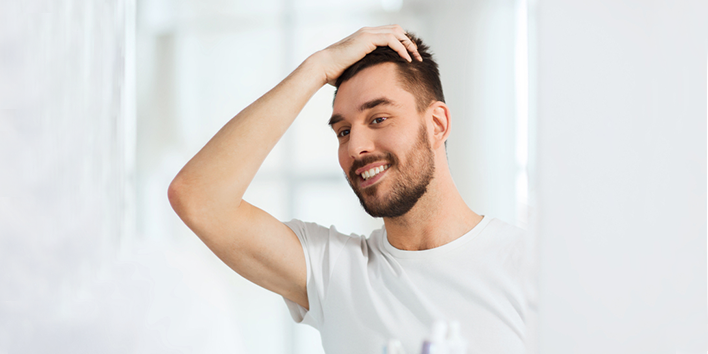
[351,162,391,189]
[359,164,389,180]
[358,164,389,188]
[349,152,398,189]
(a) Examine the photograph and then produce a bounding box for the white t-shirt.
[283,216,532,354]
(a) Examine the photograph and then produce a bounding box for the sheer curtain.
[0,0,137,352]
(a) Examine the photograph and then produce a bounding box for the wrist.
[301,51,333,87]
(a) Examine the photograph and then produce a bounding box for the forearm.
[169,55,327,217]
[166,25,419,309]
[169,25,420,223]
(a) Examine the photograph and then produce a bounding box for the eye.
[372,117,387,124]
[337,129,350,138]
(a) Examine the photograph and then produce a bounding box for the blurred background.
[1,0,706,353]
[1,0,528,352]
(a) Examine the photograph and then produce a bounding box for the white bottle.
[383,339,406,354]
[446,321,468,354]
[420,320,448,354]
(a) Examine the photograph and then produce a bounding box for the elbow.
[168,177,211,237]
[168,174,244,228]
[167,175,220,227]
[168,176,192,220]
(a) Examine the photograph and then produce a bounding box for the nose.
[347,127,375,159]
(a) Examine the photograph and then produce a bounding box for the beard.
[346,124,435,218]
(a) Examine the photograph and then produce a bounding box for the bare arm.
[168,25,420,310]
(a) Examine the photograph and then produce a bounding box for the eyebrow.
[328,97,397,127]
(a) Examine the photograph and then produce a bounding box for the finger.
[352,26,420,62]
[397,33,423,62]
[382,25,422,62]
[364,31,411,62]
[382,34,413,62]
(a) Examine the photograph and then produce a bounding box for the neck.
[383,169,482,251]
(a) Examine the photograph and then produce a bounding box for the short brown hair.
[334,32,445,112]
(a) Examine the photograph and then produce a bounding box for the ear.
[428,101,451,149]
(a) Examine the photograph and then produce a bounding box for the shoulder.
[284,219,372,252]
[284,219,334,237]
[485,218,527,236]
[478,218,531,266]
[482,218,529,245]
[479,218,536,330]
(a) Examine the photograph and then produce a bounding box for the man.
[168,25,530,353]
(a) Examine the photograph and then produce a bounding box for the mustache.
[348,152,398,180]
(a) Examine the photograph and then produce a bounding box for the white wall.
[534,0,707,353]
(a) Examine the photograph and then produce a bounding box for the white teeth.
[361,165,389,180]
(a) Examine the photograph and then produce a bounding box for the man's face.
[330,63,435,218]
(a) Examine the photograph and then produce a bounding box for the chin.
[360,190,422,219]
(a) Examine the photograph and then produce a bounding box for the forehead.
[333,63,416,115]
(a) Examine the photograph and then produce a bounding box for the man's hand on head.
[312,25,423,86]
[169,24,426,312]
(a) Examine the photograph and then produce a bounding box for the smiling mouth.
[360,164,390,181]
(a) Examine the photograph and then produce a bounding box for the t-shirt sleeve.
[282,219,354,329]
